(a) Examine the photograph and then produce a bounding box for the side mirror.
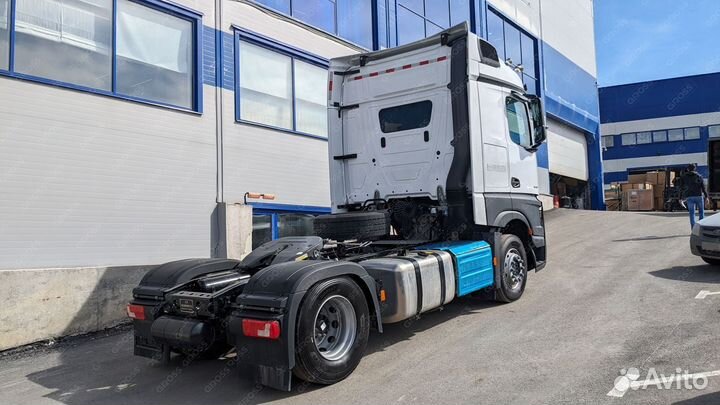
[527,94,547,149]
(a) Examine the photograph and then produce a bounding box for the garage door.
[547,119,589,180]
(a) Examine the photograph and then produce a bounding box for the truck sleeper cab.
[128,23,548,392]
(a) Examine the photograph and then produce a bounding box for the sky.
[594,0,720,87]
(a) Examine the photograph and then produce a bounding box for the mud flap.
[254,365,293,392]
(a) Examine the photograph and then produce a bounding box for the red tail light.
[242,319,281,340]
[126,304,146,320]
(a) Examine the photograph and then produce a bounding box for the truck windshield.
[379,100,432,133]
[505,97,532,148]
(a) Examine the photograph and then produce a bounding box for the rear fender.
[230,260,382,390]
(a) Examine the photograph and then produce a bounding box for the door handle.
[511,177,521,188]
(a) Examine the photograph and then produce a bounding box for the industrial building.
[0,0,601,348]
[600,72,720,187]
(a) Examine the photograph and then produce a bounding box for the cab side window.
[505,97,532,148]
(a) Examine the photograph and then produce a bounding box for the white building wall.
[220,1,360,208]
[0,0,218,270]
[487,0,541,37]
[538,0,597,77]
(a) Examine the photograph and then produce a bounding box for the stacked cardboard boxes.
[612,170,676,211]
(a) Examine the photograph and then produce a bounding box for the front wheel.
[702,256,720,266]
[293,277,370,385]
[495,234,528,303]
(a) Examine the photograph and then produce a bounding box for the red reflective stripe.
[354,76,363,81]
[369,72,379,77]
[437,56,448,62]
[386,68,395,73]
[419,60,430,65]
[402,64,412,70]
[328,80,333,92]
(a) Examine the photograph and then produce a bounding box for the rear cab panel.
[328,36,455,210]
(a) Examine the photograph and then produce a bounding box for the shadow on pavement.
[24,295,501,405]
[613,234,689,242]
[650,265,720,284]
[673,391,720,405]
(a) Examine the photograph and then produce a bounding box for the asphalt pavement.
[2,209,720,405]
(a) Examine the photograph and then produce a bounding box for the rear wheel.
[293,277,370,385]
[313,211,390,241]
[495,234,528,303]
[702,257,720,266]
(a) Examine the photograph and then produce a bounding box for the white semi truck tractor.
[127,23,548,391]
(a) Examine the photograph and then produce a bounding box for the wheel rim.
[503,248,526,291]
[313,295,357,361]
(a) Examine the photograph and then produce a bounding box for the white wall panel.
[547,118,589,180]
[538,0,596,77]
[0,79,217,269]
[603,153,707,174]
[221,89,332,207]
[601,112,720,135]
[487,0,541,36]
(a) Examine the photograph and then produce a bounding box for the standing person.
[680,163,708,228]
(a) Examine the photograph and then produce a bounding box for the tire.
[702,257,720,266]
[293,277,370,385]
[313,211,390,241]
[495,234,528,303]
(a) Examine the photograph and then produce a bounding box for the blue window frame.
[253,0,373,49]
[234,28,330,140]
[485,7,539,96]
[0,0,202,112]
[250,203,330,249]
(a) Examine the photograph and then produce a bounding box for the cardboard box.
[655,197,665,211]
[606,198,621,211]
[628,174,647,184]
[653,184,665,197]
[622,183,653,192]
[645,171,664,185]
[624,189,654,211]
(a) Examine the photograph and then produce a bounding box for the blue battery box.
[417,241,494,296]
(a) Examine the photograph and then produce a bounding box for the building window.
[238,42,293,130]
[14,0,113,90]
[251,206,330,249]
[652,130,667,143]
[0,0,8,70]
[0,0,201,111]
[602,135,614,148]
[485,8,539,95]
[253,0,373,49]
[278,213,316,238]
[621,133,636,145]
[380,0,470,48]
[684,127,700,140]
[636,132,651,144]
[235,33,329,138]
[668,128,684,142]
[710,125,720,139]
[116,0,195,109]
[252,214,273,249]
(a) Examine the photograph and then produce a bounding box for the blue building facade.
[600,72,720,186]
